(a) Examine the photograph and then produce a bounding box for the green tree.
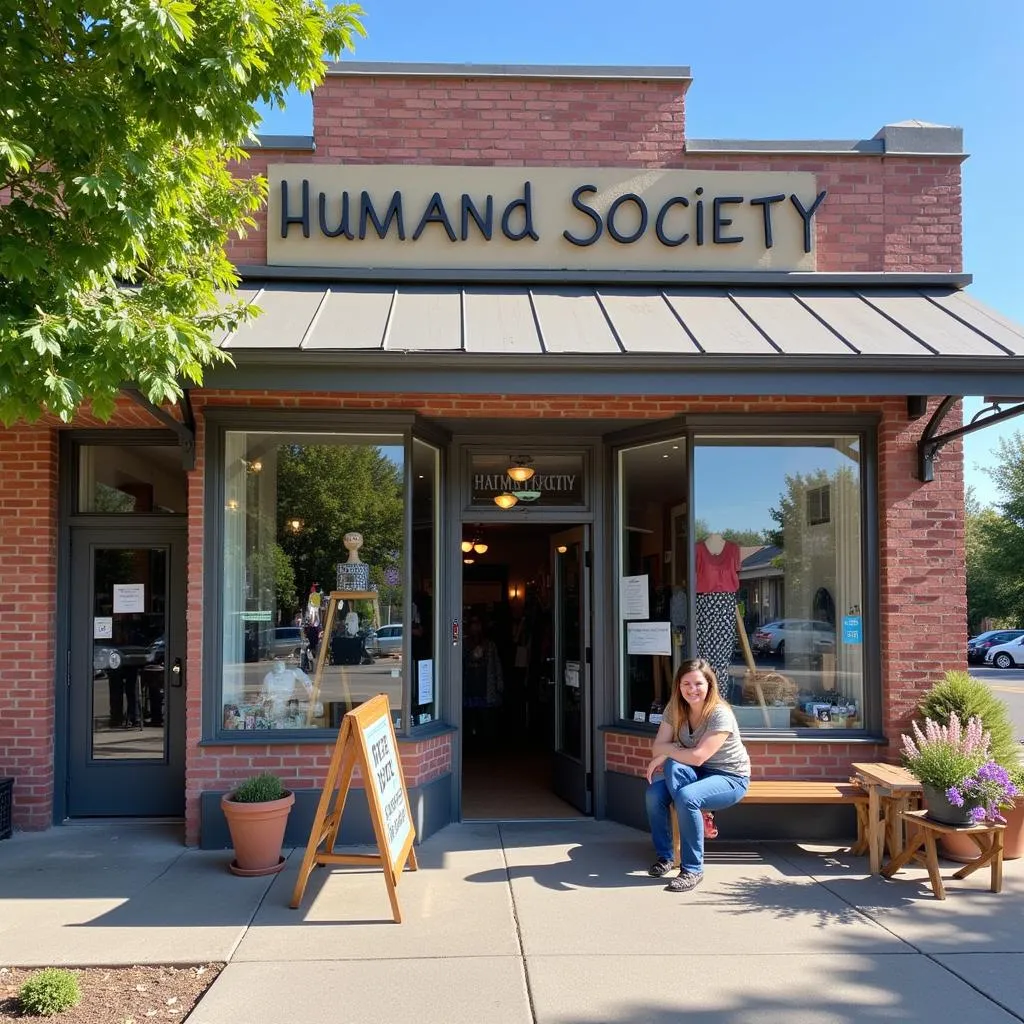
[0,0,364,425]
[973,431,1024,625]
[276,444,404,606]
[965,488,1004,632]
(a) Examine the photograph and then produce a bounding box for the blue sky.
[257,0,1024,508]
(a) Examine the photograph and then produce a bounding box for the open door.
[550,526,592,813]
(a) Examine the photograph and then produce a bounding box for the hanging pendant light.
[461,540,474,553]
[494,492,519,509]
[506,455,535,482]
[472,542,488,554]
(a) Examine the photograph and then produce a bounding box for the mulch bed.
[0,965,223,1023]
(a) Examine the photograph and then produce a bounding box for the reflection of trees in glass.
[694,519,766,547]
[276,444,404,607]
[247,541,298,620]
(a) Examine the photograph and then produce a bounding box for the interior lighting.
[494,493,519,509]
[461,540,474,552]
[506,455,535,482]
[286,517,303,533]
[473,542,488,554]
[463,558,475,565]
[557,545,568,554]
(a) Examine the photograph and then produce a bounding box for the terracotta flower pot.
[939,797,1024,863]
[221,791,295,876]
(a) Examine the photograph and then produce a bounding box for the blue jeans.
[646,761,749,874]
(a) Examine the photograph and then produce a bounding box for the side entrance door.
[67,527,187,816]
[550,526,592,813]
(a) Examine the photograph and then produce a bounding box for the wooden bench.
[671,780,868,864]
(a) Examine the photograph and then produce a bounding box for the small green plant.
[917,670,1019,771]
[231,772,285,803]
[18,968,81,1016]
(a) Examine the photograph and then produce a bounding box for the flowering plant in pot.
[915,670,1024,859]
[900,713,1017,825]
[221,772,295,877]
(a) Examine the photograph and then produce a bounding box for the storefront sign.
[620,575,650,621]
[468,452,586,507]
[268,165,824,272]
[626,621,672,656]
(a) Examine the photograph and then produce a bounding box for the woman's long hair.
[664,658,721,733]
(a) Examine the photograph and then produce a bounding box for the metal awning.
[203,280,1024,399]
[218,283,1024,359]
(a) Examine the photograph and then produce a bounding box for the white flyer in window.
[417,659,433,705]
[93,617,112,639]
[626,621,672,656]
[619,574,649,620]
[112,583,145,613]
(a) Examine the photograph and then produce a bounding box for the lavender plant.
[900,713,990,791]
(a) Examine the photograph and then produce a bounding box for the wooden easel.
[735,606,771,727]
[290,693,417,922]
[306,590,381,726]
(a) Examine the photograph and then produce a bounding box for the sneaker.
[702,811,719,839]
[666,870,704,893]
[647,857,674,877]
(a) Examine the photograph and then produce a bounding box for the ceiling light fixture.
[494,492,518,510]
[461,540,474,553]
[472,542,488,554]
[463,557,475,565]
[506,455,535,483]
[557,545,568,554]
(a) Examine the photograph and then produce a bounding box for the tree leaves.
[0,0,365,424]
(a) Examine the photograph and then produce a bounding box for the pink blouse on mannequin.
[695,537,740,593]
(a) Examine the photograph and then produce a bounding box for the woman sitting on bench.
[644,657,751,893]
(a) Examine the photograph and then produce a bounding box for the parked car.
[984,635,1024,669]
[368,623,403,657]
[967,629,1024,664]
[750,619,835,657]
[265,626,304,662]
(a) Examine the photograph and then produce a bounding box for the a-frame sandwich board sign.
[290,693,417,923]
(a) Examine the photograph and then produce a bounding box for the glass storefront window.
[410,439,439,727]
[694,435,864,731]
[220,431,405,733]
[77,444,186,513]
[617,437,688,724]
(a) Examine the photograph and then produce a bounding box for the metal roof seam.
[853,291,940,356]
[222,286,266,349]
[918,290,1017,357]
[527,289,549,354]
[791,292,862,355]
[726,290,784,355]
[297,287,331,350]
[593,290,628,354]
[658,290,704,354]
[379,286,399,351]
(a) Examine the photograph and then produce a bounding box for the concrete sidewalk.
[1,820,1022,1023]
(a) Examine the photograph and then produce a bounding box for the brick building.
[3,62,1023,846]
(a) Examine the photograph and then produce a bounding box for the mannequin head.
[343,531,364,563]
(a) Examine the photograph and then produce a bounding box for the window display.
[618,431,866,732]
[219,431,405,732]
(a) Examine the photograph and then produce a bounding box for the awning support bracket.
[121,387,196,470]
[917,396,1024,483]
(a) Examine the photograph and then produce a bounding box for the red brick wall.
[0,425,58,830]
[0,391,965,834]
[226,73,961,273]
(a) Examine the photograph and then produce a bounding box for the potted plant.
[901,713,1019,827]
[221,772,295,877]
[916,670,1024,860]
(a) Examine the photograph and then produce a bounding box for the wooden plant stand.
[881,808,1005,900]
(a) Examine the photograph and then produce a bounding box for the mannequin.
[260,658,313,724]
[337,530,371,591]
[695,532,741,699]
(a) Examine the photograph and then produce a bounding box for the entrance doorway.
[460,522,591,819]
[67,527,187,816]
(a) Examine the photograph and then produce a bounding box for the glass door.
[550,526,592,813]
[68,528,186,816]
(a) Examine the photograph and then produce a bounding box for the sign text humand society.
[267,165,826,272]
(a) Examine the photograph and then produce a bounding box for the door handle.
[170,657,184,687]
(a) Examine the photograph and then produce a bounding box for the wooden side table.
[851,762,923,874]
[880,809,1005,900]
